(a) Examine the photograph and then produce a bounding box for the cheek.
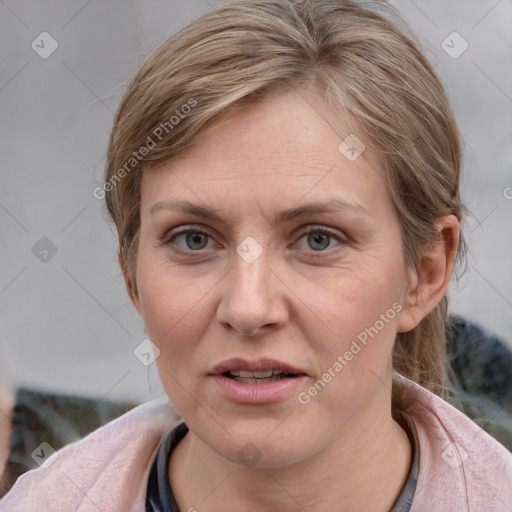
[298,262,403,394]
[136,257,214,356]
[297,306,399,428]
[303,261,403,344]
[137,263,214,416]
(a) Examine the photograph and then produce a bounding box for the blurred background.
[0,0,511,409]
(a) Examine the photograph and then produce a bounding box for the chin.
[209,423,314,470]
[226,442,304,470]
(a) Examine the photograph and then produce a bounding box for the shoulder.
[395,375,512,511]
[0,395,181,512]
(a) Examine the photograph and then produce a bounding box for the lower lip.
[211,374,308,404]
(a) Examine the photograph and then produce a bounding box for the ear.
[119,250,142,316]
[397,215,460,333]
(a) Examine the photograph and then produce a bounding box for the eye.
[163,227,215,252]
[161,225,346,256]
[296,226,345,253]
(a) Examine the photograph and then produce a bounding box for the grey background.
[1,0,511,403]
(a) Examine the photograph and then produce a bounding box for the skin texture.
[125,90,459,512]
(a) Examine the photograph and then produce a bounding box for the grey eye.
[183,232,209,250]
[307,232,332,251]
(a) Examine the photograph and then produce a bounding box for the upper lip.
[210,358,307,375]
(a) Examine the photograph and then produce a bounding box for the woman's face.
[131,91,412,467]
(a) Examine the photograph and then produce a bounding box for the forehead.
[140,91,388,216]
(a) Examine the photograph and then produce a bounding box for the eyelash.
[161,225,347,257]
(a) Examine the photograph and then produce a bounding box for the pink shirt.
[1,376,511,511]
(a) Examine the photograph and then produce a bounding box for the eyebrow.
[149,198,371,224]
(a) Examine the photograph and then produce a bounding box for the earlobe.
[396,215,459,333]
[396,269,420,333]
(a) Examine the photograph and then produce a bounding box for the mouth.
[210,358,308,404]
[222,369,302,384]
[210,357,307,379]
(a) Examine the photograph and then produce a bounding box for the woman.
[2,0,511,510]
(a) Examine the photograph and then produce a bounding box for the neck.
[169,399,411,512]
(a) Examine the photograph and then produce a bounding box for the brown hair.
[103,0,467,398]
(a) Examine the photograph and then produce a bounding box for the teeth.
[254,370,274,378]
[238,370,273,378]
[228,369,289,378]
[236,376,281,384]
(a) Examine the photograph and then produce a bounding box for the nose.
[216,246,289,337]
